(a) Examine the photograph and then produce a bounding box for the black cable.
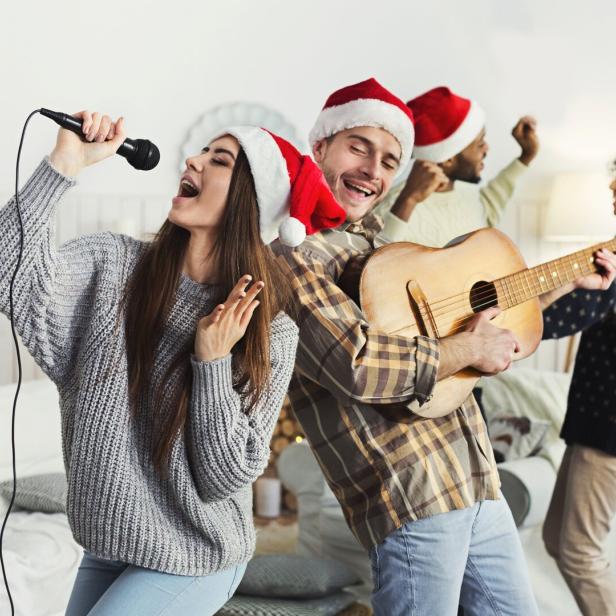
[0,108,42,616]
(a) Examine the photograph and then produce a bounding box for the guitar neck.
[496,238,616,309]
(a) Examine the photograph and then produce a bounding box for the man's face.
[445,127,489,184]
[312,126,402,222]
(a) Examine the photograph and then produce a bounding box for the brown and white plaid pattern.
[272,214,500,549]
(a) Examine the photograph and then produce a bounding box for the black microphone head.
[127,139,160,171]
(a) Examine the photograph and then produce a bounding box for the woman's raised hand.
[49,111,126,177]
[194,276,264,362]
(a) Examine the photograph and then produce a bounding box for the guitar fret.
[513,272,522,303]
[523,268,533,302]
[516,272,526,303]
[512,272,522,305]
[503,276,513,309]
[503,279,510,309]
[506,274,515,307]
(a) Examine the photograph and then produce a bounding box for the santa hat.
[408,86,485,163]
[213,126,346,247]
[308,78,415,169]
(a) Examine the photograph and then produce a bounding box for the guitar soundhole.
[469,280,498,313]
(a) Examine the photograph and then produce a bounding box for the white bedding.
[0,511,80,616]
[0,378,79,616]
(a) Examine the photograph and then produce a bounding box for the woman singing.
[0,111,344,615]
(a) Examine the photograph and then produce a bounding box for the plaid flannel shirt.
[272,213,500,549]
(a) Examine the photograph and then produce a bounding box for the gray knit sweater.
[0,158,299,576]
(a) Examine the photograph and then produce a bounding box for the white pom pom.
[279,217,306,247]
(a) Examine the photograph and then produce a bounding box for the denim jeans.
[65,551,246,616]
[369,497,539,616]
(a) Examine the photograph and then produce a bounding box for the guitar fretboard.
[495,239,616,310]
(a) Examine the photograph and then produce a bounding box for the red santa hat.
[408,86,485,163]
[213,126,346,247]
[308,78,415,169]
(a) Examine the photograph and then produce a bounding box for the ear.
[439,157,456,176]
[312,138,328,164]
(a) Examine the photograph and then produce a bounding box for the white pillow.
[0,379,64,486]
[479,368,571,470]
[479,368,571,444]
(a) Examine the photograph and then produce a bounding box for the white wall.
[1,0,615,382]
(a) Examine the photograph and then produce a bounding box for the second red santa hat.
[408,86,485,163]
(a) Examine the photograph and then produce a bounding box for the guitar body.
[358,228,544,418]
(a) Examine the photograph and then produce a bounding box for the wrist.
[461,331,481,367]
[437,331,478,380]
[194,351,231,364]
[49,149,83,177]
[518,151,536,166]
[194,344,231,363]
[195,351,224,363]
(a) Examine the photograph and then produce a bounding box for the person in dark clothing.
[540,172,616,616]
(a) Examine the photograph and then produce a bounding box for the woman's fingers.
[239,300,260,328]
[236,281,264,317]
[86,112,101,141]
[108,117,127,151]
[200,304,225,328]
[206,276,262,332]
[75,110,93,137]
[222,275,253,309]
[72,110,123,145]
[95,115,113,142]
[211,304,225,323]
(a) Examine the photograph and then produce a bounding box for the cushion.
[488,415,550,462]
[0,473,67,513]
[478,369,570,445]
[237,555,360,599]
[218,591,355,616]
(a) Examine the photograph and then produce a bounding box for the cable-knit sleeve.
[0,157,124,383]
[186,312,299,502]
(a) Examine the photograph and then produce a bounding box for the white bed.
[0,379,81,616]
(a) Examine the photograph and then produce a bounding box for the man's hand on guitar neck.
[437,307,520,380]
[391,160,450,222]
[539,248,616,310]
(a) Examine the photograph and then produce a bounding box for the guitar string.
[412,251,603,337]
[419,248,602,320]
[421,244,607,315]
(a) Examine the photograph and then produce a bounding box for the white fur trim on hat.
[412,101,485,163]
[278,216,306,247]
[215,126,291,245]
[308,99,414,169]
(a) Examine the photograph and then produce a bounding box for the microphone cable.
[0,108,42,616]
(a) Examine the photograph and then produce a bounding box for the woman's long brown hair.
[123,148,294,475]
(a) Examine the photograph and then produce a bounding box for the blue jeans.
[369,497,539,616]
[65,551,246,616]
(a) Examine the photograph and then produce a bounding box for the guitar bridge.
[407,281,440,339]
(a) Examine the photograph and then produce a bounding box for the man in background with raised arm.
[376,86,539,248]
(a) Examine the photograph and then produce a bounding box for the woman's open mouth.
[178,177,200,198]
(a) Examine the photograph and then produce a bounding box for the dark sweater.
[542,287,616,455]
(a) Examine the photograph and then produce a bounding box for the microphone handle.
[39,108,137,156]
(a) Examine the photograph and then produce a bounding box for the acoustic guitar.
[340,227,615,419]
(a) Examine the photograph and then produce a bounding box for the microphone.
[39,108,160,171]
